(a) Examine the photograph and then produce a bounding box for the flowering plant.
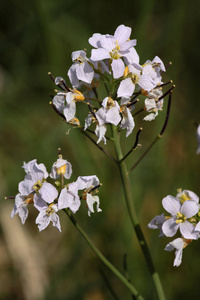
[9,23,198,299]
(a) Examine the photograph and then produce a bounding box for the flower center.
[131,73,140,84]
[33,180,43,193]
[110,42,120,60]
[74,55,85,64]
[24,194,34,204]
[46,204,55,216]
[106,97,116,109]
[56,164,66,176]
[177,190,191,203]
[176,212,186,224]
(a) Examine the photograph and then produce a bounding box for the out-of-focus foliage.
[0,0,200,299]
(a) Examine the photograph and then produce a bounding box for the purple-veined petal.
[181,200,199,218]
[162,195,181,215]
[114,25,131,44]
[40,182,58,203]
[162,218,179,237]
[63,101,76,122]
[91,48,110,61]
[76,61,94,84]
[117,78,135,98]
[111,58,125,79]
[180,221,199,240]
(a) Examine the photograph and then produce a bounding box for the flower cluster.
[50,24,171,145]
[148,189,200,266]
[10,154,102,232]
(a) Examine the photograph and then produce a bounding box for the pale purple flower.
[196,124,200,154]
[68,50,94,86]
[148,213,166,237]
[117,64,156,98]
[120,106,135,137]
[10,193,33,224]
[176,189,199,204]
[19,160,58,209]
[165,238,192,267]
[76,175,102,216]
[50,157,72,180]
[55,89,85,122]
[143,98,163,121]
[162,195,199,239]
[90,25,137,78]
[96,97,121,126]
[35,203,61,232]
[84,112,107,144]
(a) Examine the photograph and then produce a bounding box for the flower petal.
[162,218,179,237]
[162,195,181,215]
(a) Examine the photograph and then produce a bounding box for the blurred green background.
[0,0,200,299]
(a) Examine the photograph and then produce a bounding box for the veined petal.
[180,221,199,240]
[68,64,79,87]
[106,106,121,125]
[76,61,94,84]
[40,182,58,203]
[138,75,156,91]
[181,200,199,218]
[117,78,135,98]
[111,59,125,79]
[162,195,181,215]
[63,101,76,122]
[91,48,110,61]
[100,35,115,51]
[120,39,137,52]
[114,25,131,44]
[162,218,179,237]
[123,47,140,65]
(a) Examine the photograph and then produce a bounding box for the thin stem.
[112,125,166,300]
[129,91,172,173]
[99,269,121,300]
[120,128,143,162]
[80,128,117,163]
[64,208,144,300]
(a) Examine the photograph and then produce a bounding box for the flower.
[84,113,107,144]
[165,238,192,267]
[176,188,199,204]
[50,156,72,180]
[58,182,81,213]
[89,24,137,78]
[18,160,58,209]
[76,175,102,216]
[117,64,156,98]
[96,97,121,126]
[10,193,33,224]
[120,106,135,137]
[162,195,199,239]
[68,50,95,86]
[35,203,61,232]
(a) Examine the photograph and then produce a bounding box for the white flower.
[117,64,156,98]
[58,182,81,213]
[10,193,33,224]
[196,124,200,154]
[162,195,199,239]
[35,203,61,232]
[176,189,199,204]
[76,175,102,216]
[84,113,107,145]
[50,157,72,180]
[165,238,192,267]
[89,24,137,79]
[120,106,135,137]
[96,97,121,126]
[68,50,94,86]
[18,160,58,209]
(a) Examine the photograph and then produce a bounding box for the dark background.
[0,0,200,299]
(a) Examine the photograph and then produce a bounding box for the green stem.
[64,208,144,300]
[112,125,166,300]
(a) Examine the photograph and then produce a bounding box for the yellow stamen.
[56,164,66,175]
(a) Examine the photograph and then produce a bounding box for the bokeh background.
[0,0,200,299]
